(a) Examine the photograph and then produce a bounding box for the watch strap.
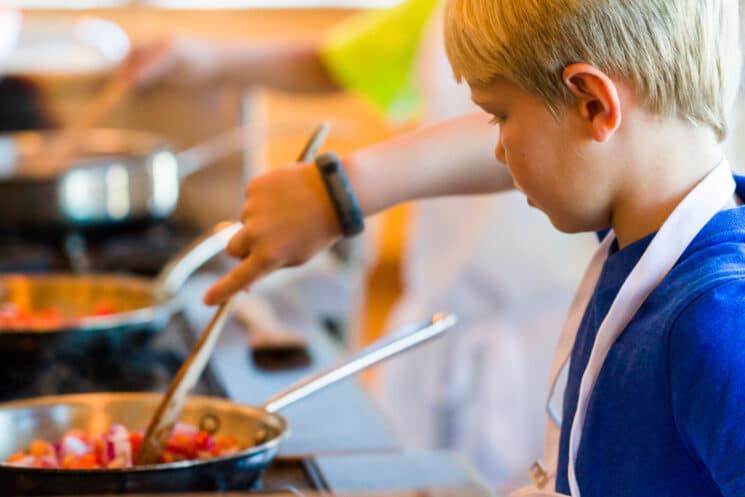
[314,152,365,237]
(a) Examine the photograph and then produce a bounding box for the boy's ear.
[562,63,622,142]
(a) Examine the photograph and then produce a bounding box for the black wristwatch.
[314,152,365,237]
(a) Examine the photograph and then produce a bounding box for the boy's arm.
[670,280,745,496]
[203,111,511,305]
[347,111,510,214]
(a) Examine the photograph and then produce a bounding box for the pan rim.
[0,391,288,473]
[0,272,176,334]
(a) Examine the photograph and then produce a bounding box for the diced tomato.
[212,435,240,456]
[61,453,98,469]
[92,301,116,316]
[0,299,118,331]
[93,438,106,466]
[28,440,55,458]
[194,431,214,452]
[128,431,143,457]
[167,432,196,458]
[160,451,175,464]
[5,423,245,469]
[6,452,29,464]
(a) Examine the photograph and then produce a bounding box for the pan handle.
[260,312,458,413]
[176,127,247,179]
[176,122,331,179]
[155,221,242,295]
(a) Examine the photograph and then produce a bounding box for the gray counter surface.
[180,275,398,456]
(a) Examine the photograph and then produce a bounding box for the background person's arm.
[132,0,440,114]
[204,111,511,305]
[132,38,339,93]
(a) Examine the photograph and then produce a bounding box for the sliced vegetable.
[4,423,242,469]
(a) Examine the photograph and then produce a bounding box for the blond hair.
[444,0,741,141]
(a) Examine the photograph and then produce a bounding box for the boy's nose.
[495,139,506,164]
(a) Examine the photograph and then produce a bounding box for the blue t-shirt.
[555,175,745,496]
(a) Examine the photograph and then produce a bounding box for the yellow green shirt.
[319,0,441,120]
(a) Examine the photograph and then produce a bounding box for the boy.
[444,1,743,495]
[206,0,745,495]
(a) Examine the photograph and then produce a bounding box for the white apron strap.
[540,233,614,483]
[567,162,735,496]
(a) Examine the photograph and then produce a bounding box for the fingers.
[126,38,174,88]
[225,223,255,259]
[203,254,278,306]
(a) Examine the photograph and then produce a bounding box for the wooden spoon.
[135,121,330,466]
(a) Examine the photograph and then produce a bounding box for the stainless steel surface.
[0,127,248,230]
[0,128,178,228]
[261,313,457,413]
[155,221,241,294]
[0,392,286,470]
[0,273,170,331]
[0,312,463,494]
[0,222,236,336]
[179,275,400,456]
[136,300,235,465]
[0,313,458,464]
[137,122,329,465]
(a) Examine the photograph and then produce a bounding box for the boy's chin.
[546,214,598,235]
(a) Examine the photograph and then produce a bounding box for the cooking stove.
[0,221,209,401]
[0,301,495,497]
[0,221,201,275]
[0,313,220,401]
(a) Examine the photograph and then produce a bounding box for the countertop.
[179,274,399,456]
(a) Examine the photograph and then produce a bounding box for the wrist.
[345,149,393,216]
[314,153,365,237]
[302,163,342,239]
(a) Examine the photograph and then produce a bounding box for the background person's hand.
[203,162,342,305]
[129,37,222,88]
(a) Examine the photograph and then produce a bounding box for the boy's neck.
[610,126,724,249]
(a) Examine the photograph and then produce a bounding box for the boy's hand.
[203,162,341,305]
[127,37,221,88]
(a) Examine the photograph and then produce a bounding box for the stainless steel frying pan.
[0,127,246,231]
[0,221,241,361]
[0,313,458,495]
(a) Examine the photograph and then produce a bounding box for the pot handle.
[155,221,242,295]
[176,122,331,179]
[260,312,458,413]
[176,127,247,179]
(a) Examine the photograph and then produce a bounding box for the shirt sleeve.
[669,280,745,496]
[319,0,440,120]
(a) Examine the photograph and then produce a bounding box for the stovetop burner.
[0,313,224,402]
[0,222,201,276]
